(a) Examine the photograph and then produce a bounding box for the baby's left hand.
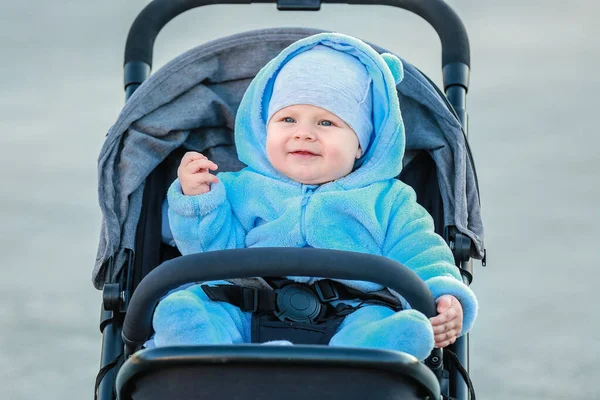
[429,295,463,348]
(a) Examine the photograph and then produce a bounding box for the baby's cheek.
[265,140,282,164]
[334,147,357,168]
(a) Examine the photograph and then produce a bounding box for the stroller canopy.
[94,27,484,289]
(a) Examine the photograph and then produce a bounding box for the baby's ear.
[381,53,404,85]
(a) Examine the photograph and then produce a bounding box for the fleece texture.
[156,33,477,358]
[154,282,435,360]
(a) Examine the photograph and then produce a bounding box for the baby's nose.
[294,126,316,140]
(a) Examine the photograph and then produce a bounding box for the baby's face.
[266,105,362,185]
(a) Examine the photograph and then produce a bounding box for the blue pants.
[152,283,435,360]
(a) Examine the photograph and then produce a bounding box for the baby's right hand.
[178,152,219,196]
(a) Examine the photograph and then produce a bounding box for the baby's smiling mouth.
[290,149,319,157]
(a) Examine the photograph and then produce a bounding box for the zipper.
[300,185,315,240]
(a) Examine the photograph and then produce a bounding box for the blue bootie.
[329,307,434,361]
[153,289,237,346]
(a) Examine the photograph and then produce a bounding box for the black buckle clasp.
[274,284,322,323]
[314,280,339,303]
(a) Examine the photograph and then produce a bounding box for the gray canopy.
[94,28,484,289]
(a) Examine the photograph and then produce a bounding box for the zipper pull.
[303,184,317,194]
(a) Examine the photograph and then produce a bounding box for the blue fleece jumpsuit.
[153,33,478,361]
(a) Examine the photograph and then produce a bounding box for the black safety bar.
[122,248,437,353]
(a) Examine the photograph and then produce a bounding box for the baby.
[154,33,477,360]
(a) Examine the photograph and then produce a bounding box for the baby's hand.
[178,152,219,196]
[429,295,463,348]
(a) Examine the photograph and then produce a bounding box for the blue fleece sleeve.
[167,178,246,254]
[382,185,478,335]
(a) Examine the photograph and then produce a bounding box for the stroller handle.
[124,0,470,92]
[122,247,436,351]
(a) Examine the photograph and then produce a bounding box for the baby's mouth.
[290,150,319,157]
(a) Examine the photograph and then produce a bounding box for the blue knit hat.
[267,45,373,153]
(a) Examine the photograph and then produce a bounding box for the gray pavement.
[0,0,598,398]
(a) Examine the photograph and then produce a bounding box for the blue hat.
[267,45,373,153]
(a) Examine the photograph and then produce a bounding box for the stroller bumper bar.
[121,247,437,353]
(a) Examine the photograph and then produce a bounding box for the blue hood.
[234,33,406,188]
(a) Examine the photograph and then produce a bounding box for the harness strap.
[270,278,402,308]
[202,279,402,346]
[201,285,277,312]
[202,279,401,313]
[315,280,402,309]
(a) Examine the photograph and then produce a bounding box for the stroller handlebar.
[121,247,436,352]
[123,0,470,94]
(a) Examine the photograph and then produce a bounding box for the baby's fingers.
[190,172,219,185]
[429,307,458,327]
[434,336,458,349]
[180,151,207,166]
[180,172,219,196]
[432,317,461,335]
[185,158,219,174]
[180,171,219,194]
[431,313,462,348]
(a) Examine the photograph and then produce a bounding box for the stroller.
[94,1,485,399]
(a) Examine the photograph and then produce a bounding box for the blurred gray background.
[1,0,597,399]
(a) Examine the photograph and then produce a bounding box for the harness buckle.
[314,280,340,303]
[240,287,259,312]
[274,284,322,323]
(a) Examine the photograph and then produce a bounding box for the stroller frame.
[97,1,478,399]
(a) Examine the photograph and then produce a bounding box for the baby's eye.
[283,117,296,123]
[319,120,333,127]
